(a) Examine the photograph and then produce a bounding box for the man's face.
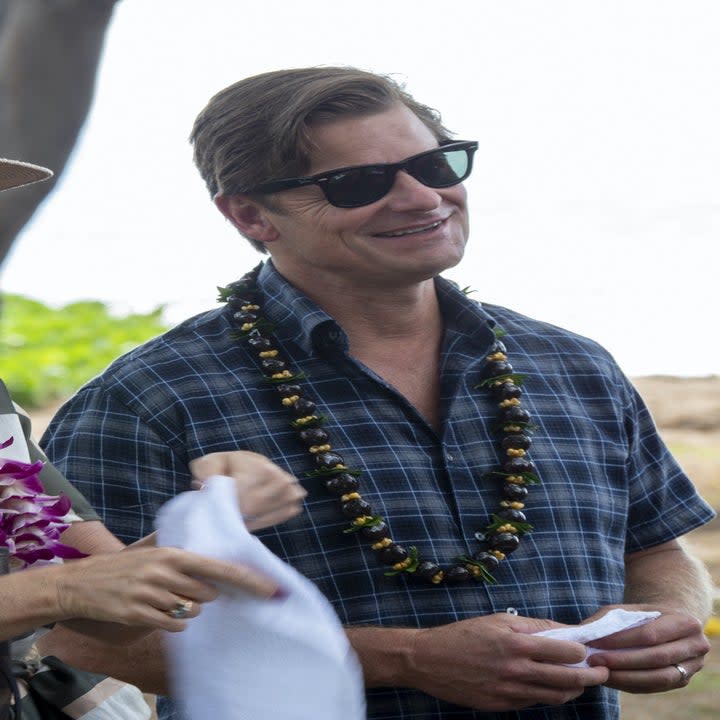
[257,103,470,293]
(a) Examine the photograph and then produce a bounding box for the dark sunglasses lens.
[411,148,471,187]
[324,167,393,208]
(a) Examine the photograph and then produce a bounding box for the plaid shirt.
[42,261,715,720]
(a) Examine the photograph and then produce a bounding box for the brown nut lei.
[219,266,540,586]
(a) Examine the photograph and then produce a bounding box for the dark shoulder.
[110,306,231,366]
[478,302,627,383]
[69,306,250,400]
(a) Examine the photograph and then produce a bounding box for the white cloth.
[155,475,366,720]
[533,608,661,667]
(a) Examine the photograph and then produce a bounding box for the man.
[41,67,715,719]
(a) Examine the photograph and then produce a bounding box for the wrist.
[0,564,69,639]
[345,626,422,688]
[48,562,82,621]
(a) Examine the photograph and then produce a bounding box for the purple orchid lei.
[1,436,86,569]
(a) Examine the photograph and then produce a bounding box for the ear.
[214,194,280,245]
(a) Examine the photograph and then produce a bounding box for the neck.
[270,260,443,344]
[283,269,445,430]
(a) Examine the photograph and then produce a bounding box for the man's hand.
[585,605,711,693]
[350,613,609,712]
[587,539,715,693]
[189,450,306,531]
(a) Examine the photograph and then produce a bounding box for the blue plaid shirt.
[42,261,715,720]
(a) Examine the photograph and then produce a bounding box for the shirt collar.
[257,260,345,356]
[434,276,498,356]
[256,261,497,355]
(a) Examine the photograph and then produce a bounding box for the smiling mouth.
[375,219,444,238]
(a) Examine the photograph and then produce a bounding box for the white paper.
[533,608,661,667]
[155,475,366,720]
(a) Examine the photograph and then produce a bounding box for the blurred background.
[2,0,719,377]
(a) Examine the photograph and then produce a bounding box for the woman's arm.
[1,562,77,641]
[2,542,283,645]
[36,520,173,692]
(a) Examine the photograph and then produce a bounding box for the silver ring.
[673,663,689,684]
[166,598,193,619]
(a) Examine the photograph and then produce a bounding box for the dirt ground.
[30,375,720,719]
[619,377,719,719]
[631,376,720,578]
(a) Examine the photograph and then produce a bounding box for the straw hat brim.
[0,158,53,192]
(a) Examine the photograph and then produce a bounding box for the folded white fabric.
[155,475,366,720]
[533,608,661,667]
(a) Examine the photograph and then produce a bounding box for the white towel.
[155,475,366,720]
[533,608,661,667]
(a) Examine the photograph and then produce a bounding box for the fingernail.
[270,587,289,600]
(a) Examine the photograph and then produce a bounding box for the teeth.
[379,220,442,237]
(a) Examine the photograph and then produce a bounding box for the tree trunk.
[0,0,119,264]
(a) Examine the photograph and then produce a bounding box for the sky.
[2,0,719,377]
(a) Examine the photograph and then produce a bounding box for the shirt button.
[506,607,519,616]
[446,452,455,462]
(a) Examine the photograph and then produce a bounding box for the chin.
[400,254,465,284]
[427,242,466,275]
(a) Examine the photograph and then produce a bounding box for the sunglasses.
[248,141,478,208]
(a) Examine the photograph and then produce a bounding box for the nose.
[385,170,442,212]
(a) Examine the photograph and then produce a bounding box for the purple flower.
[1,439,87,568]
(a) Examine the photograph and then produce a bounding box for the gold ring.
[166,598,193,619]
[673,663,689,684]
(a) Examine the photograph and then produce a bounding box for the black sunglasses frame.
[248,140,479,208]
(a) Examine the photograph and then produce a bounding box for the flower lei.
[219,266,540,585]
[0,437,86,569]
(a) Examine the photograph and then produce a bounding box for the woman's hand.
[189,451,306,531]
[55,546,283,634]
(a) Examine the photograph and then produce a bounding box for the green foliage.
[0,294,169,408]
